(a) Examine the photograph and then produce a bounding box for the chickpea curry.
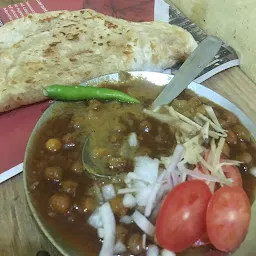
[27,78,256,256]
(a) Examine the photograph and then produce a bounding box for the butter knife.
[151,36,223,110]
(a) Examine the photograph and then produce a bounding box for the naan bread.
[0,9,197,112]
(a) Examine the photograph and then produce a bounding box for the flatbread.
[0,9,197,112]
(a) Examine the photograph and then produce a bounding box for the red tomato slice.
[206,186,251,252]
[222,164,243,187]
[156,180,212,252]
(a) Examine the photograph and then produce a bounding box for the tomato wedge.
[156,180,212,252]
[206,186,251,252]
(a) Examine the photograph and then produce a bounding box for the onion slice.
[144,170,167,217]
[99,202,116,256]
[131,210,155,237]
[147,244,159,256]
[113,240,127,254]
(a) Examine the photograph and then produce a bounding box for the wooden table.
[0,1,256,256]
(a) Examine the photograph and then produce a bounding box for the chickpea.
[109,134,123,144]
[70,115,83,129]
[88,100,102,111]
[223,111,238,125]
[233,124,251,142]
[222,142,230,157]
[45,138,62,152]
[77,196,96,213]
[60,180,78,197]
[110,196,128,216]
[49,193,71,214]
[114,124,127,133]
[136,147,152,157]
[237,152,253,165]
[116,225,128,242]
[188,97,202,108]
[183,110,194,119]
[71,161,83,174]
[226,130,237,145]
[62,133,76,148]
[128,233,143,255]
[196,105,206,115]
[172,99,188,112]
[44,166,63,182]
[109,157,128,171]
[240,142,248,151]
[92,147,111,159]
[139,120,152,133]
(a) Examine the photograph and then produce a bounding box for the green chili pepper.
[43,85,140,104]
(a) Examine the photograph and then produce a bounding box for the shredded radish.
[177,162,221,183]
[175,131,182,144]
[183,135,204,165]
[120,215,132,224]
[128,132,138,147]
[201,121,209,140]
[102,184,116,201]
[123,194,137,208]
[196,113,226,136]
[204,105,222,130]
[113,240,127,254]
[99,202,116,256]
[142,234,147,249]
[144,109,197,135]
[144,171,167,217]
[88,209,103,229]
[147,244,159,256]
[174,109,202,130]
[161,249,176,256]
[131,210,155,237]
[168,106,179,119]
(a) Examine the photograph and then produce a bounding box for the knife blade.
[151,36,223,110]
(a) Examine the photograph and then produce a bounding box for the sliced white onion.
[161,249,176,256]
[88,209,103,229]
[131,210,155,237]
[118,188,142,194]
[123,193,137,208]
[135,186,152,207]
[134,156,159,184]
[250,167,256,177]
[120,215,132,225]
[113,240,127,254]
[166,145,184,184]
[99,202,116,256]
[102,184,116,201]
[144,170,167,217]
[146,244,159,256]
[97,228,104,239]
[128,132,138,147]
[142,234,147,249]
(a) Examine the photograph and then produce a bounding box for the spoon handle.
[151,36,223,110]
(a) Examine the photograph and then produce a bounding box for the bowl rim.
[23,71,256,256]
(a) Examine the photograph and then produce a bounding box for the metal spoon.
[82,36,223,177]
[82,133,111,178]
